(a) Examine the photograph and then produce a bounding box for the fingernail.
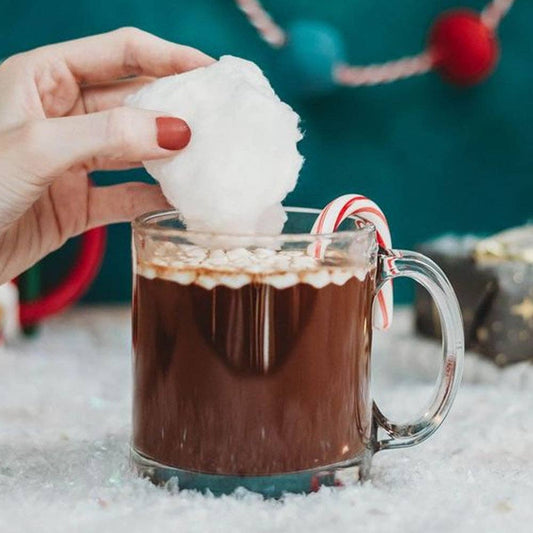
[156,117,191,150]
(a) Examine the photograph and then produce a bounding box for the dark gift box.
[415,225,533,366]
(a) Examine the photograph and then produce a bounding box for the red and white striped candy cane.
[311,194,394,330]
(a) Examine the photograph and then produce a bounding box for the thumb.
[8,107,190,180]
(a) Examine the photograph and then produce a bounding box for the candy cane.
[311,194,393,330]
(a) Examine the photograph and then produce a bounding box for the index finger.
[39,27,215,84]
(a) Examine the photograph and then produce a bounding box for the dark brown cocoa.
[132,272,375,475]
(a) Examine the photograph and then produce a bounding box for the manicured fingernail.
[156,117,191,150]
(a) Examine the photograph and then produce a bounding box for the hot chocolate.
[132,246,376,475]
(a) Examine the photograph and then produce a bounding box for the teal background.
[1,0,532,302]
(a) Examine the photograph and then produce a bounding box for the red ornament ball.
[429,9,499,86]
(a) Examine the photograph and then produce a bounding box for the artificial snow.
[0,307,531,532]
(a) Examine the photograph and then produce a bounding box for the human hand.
[0,28,213,284]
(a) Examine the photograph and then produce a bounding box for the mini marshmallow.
[127,56,304,235]
[136,244,373,288]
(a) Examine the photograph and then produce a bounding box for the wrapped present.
[415,225,533,366]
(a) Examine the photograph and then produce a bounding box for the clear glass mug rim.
[132,207,376,243]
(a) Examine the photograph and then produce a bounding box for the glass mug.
[131,208,464,497]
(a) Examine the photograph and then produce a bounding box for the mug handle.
[18,227,107,327]
[373,249,464,451]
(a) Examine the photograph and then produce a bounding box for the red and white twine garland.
[235,0,515,86]
[311,195,394,330]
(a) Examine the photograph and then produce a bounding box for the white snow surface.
[0,307,531,533]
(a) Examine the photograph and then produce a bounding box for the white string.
[234,0,286,47]
[481,0,515,29]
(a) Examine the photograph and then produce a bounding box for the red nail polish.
[156,117,191,151]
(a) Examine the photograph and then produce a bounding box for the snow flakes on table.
[0,307,531,533]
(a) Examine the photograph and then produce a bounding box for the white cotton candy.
[127,56,304,235]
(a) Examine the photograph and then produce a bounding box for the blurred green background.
[1,0,532,303]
